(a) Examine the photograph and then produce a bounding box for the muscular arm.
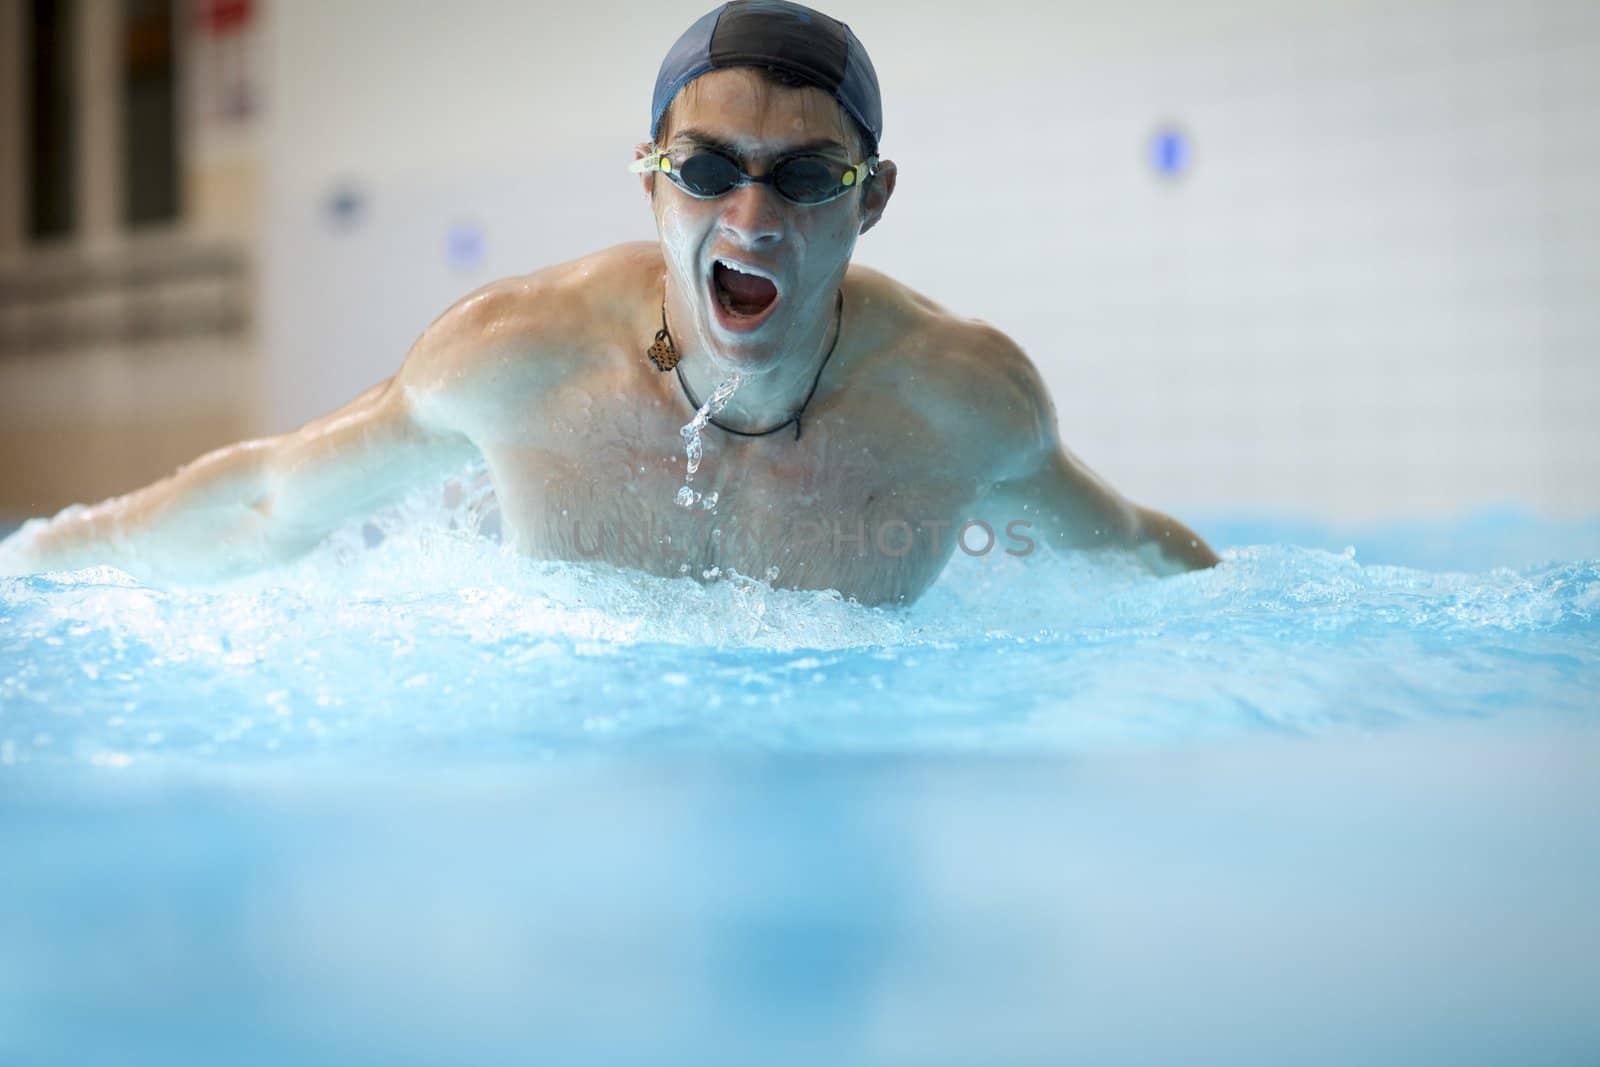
[966,328,1221,575]
[3,377,477,582]
[0,280,537,582]
[982,445,1221,574]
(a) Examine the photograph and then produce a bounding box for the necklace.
[651,288,843,442]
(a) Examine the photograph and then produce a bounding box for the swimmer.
[5,0,1219,606]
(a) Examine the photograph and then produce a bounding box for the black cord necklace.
[651,289,843,442]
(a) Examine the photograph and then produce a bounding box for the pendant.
[647,326,679,372]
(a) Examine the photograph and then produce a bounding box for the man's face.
[642,67,890,371]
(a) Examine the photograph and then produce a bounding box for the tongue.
[714,262,778,314]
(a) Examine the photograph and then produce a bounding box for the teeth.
[715,258,778,284]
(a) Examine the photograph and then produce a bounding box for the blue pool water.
[1,492,1598,1065]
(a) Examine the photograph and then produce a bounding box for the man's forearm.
[1,439,303,581]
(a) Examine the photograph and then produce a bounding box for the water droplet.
[676,373,741,501]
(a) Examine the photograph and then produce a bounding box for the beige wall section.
[0,336,257,516]
[0,331,258,524]
[189,157,259,245]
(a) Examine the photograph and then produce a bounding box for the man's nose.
[717,179,784,245]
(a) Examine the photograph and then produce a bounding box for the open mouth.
[712,259,780,318]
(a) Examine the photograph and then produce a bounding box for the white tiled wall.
[264,0,1600,519]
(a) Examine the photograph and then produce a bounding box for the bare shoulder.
[396,242,660,431]
[845,264,1055,462]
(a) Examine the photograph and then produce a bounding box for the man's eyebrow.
[668,127,851,156]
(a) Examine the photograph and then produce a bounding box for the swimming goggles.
[630,144,878,206]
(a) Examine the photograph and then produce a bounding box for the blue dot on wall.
[1150,125,1191,180]
[325,183,366,229]
[447,223,486,271]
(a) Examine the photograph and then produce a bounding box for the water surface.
[1,496,1597,1065]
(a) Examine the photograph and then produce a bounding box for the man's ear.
[635,141,656,200]
[858,159,897,235]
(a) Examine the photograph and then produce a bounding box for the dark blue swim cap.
[651,1,883,156]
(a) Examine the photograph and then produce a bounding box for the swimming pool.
[2,482,1597,1065]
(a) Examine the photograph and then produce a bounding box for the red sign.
[197,0,253,35]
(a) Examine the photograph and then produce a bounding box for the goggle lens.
[677,151,743,197]
[667,150,863,205]
[773,158,841,203]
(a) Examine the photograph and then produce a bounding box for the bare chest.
[480,405,978,605]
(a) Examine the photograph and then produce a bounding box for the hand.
[0,518,47,577]
[1134,507,1222,572]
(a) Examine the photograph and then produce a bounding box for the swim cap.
[651,0,883,156]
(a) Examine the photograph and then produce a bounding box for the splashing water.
[3,478,1597,1067]
[676,372,742,509]
[1,468,1596,766]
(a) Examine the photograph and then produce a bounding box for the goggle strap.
[628,151,670,174]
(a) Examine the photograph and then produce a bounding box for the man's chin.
[700,333,782,372]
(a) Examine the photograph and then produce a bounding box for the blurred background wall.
[3,0,1597,525]
[0,0,259,519]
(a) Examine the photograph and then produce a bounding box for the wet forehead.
[664,68,853,158]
